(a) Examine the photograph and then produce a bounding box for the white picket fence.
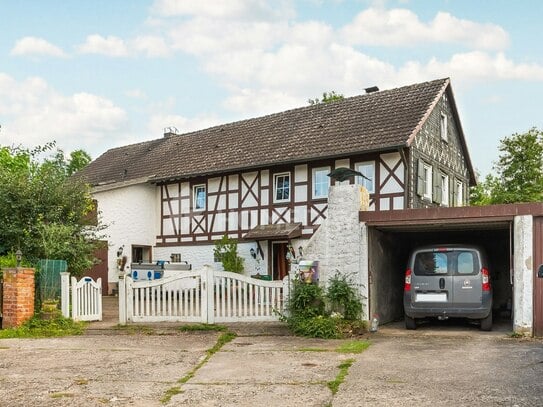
[119,265,290,324]
[60,272,103,321]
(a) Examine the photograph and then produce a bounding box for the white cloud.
[151,0,295,21]
[131,35,171,57]
[341,8,509,50]
[0,73,127,157]
[77,34,129,57]
[125,89,147,99]
[10,36,67,58]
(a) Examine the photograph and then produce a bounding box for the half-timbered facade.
[79,78,476,287]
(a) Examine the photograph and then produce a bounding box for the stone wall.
[513,215,533,334]
[301,184,369,317]
[2,268,35,328]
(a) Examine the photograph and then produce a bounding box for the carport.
[359,203,543,335]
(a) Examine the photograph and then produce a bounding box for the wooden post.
[118,273,127,325]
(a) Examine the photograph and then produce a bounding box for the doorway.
[272,242,289,281]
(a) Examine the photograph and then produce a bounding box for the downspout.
[399,147,409,209]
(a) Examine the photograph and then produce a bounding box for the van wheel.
[405,315,417,330]
[480,312,492,331]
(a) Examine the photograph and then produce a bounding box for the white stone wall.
[94,183,157,283]
[513,215,533,334]
[301,184,369,317]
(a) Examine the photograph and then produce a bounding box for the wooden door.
[84,242,109,295]
[534,217,543,337]
[272,242,289,281]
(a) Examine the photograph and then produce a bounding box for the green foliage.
[0,315,85,338]
[177,323,227,332]
[0,143,102,276]
[327,359,355,395]
[288,280,325,318]
[283,273,366,339]
[213,235,244,273]
[308,91,345,105]
[470,128,543,205]
[326,272,363,320]
[287,315,341,339]
[336,340,370,354]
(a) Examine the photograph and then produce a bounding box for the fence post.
[282,274,291,315]
[118,273,127,325]
[60,272,70,318]
[203,265,215,324]
[71,276,78,321]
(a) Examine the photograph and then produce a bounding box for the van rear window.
[413,250,479,276]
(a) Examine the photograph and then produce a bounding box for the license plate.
[416,292,447,302]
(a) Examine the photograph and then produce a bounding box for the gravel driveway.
[1,323,542,406]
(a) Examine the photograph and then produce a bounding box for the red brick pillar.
[2,268,35,328]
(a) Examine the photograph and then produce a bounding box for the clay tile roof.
[78,78,452,186]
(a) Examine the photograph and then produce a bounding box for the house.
[78,78,476,290]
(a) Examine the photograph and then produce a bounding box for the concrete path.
[1,322,542,406]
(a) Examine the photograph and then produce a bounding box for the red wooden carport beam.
[359,202,543,225]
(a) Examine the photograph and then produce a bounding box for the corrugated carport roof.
[359,203,543,232]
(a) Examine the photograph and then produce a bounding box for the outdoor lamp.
[298,246,303,257]
[250,248,256,259]
[15,249,22,267]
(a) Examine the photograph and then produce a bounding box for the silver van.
[403,244,493,331]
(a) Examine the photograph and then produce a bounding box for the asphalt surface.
[1,320,542,406]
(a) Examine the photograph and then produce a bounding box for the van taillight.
[404,268,412,291]
[481,267,491,291]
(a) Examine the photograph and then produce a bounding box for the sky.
[1,0,542,177]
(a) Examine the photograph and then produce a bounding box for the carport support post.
[513,215,533,335]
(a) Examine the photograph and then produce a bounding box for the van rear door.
[410,249,453,309]
[451,249,483,308]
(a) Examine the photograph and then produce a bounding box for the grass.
[0,315,85,339]
[161,331,237,404]
[327,359,355,395]
[298,347,328,352]
[336,340,370,354]
[177,324,227,332]
[114,324,155,335]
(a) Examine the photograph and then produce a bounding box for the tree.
[0,143,102,275]
[470,128,543,205]
[308,91,344,105]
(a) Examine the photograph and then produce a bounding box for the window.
[456,180,463,207]
[422,162,432,200]
[440,112,448,141]
[312,167,330,199]
[355,162,375,193]
[274,173,290,202]
[193,184,206,211]
[440,173,449,206]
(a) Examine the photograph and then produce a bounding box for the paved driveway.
[0,324,542,406]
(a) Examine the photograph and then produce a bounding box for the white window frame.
[440,112,448,141]
[193,184,206,211]
[456,180,463,207]
[273,172,291,203]
[312,167,330,199]
[355,161,375,194]
[422,162,432,200]
[441,173,449,206]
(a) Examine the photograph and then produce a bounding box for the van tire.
[480,312,492,331]
[405,315,417,330]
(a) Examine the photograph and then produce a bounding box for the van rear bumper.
[404,308,491,319]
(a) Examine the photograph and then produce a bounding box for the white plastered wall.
[513,215,533,334]
[94,183,157,283]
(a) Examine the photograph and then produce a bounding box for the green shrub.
[0,315,85,338]
[213,235,244,273]
[288,280,325,318]
[326,272,363,320]
[287,315,341,339]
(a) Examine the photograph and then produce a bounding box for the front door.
[84,241,109,295]
[272,242,289,281]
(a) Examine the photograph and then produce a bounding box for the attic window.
[440,112,448,142]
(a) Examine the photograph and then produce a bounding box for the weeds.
[177,324,227,332]
[0,315,85,339]
[327,359,355,395]
[336,340,370,354]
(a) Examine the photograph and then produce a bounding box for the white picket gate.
[60,273,103,321]
[118,265,290,324]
